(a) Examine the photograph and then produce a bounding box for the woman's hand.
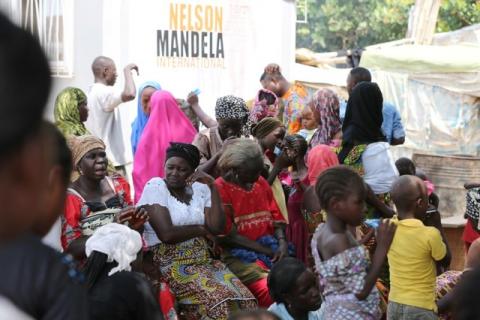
[273,151,294,170]
[129,207,149,230]
[115,206,148,230]
[205,233,224,257]
[187,92,199,106]
[359,227,375,245]
[271,239,289,263]
[187,170,215,186]
[115,207,135,224]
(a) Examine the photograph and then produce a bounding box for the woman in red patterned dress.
[214,139,289,307]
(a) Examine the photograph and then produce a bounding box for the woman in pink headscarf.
[133,90,197,202]
[306,144,339,186]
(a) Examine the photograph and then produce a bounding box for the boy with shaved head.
[387,175,450,319]
[86,56,139,174]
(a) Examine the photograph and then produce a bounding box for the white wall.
[45,0,104,120]
[44,0,296,165]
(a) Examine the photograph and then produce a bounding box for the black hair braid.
[315,166,365,210]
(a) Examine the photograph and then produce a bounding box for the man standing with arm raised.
[86,56,139,175]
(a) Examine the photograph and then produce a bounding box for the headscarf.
[249,89,280,124]
[215,95,249,121]
[85,223,142,276]
[307,144,339,186]
[215,95,249,135]
[67,135,106,168]
[54,87,89,137]
[130,81,161,155]
[251,117,283,139]
[133,90,197,202]
[309,89,341,148]
[342,82,386,145]
[166,142,200,169]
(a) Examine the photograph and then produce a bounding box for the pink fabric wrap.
[133,90,197,202]
[424,179,435,196]
[307,144,339,186]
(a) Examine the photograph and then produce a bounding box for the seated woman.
[137,142,256,319]
[267,257,324,320]
[215,139,290,307]
[130,81,161,155]
[61,135,147,260]
[84,223,164,320]
[54,87,90,137]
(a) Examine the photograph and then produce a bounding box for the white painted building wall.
[1,0,296,166]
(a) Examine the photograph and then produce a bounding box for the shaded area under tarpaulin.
[371,70,480,156]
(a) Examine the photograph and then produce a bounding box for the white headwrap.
[85,223,142,276]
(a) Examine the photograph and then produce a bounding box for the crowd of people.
[2,11,480,320]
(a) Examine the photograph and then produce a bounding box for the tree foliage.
[296,0,480,52]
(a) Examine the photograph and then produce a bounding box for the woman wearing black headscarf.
[137,142,257,319]
[338,82,398,220]
[339,82,386,162]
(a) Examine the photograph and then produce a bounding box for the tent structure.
[361,43,480,157]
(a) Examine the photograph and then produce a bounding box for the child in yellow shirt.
[387,175,451,319]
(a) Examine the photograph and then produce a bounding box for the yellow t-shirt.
[388,217,446,311]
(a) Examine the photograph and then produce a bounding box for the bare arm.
[121,63,138,102]
[197,152,221,176]
[366,185,394,218]
[196,137,236,176]
[267,165,282,185]
[356,220,396,300]
[144,204,207,244]
[272,223,289,261]
[424,211,452,270]
[203,183,225,235]
[187,94,217,128]
[267,152,292,185]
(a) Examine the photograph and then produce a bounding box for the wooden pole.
[407,0,441,45]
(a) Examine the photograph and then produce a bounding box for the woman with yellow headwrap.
[61,135,147,261]
[54,87,90,137]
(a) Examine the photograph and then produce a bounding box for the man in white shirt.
[86,56,138,173]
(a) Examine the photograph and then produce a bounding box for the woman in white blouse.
[137,142,256,319]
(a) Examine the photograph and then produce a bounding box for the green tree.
[296,0,480,52]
